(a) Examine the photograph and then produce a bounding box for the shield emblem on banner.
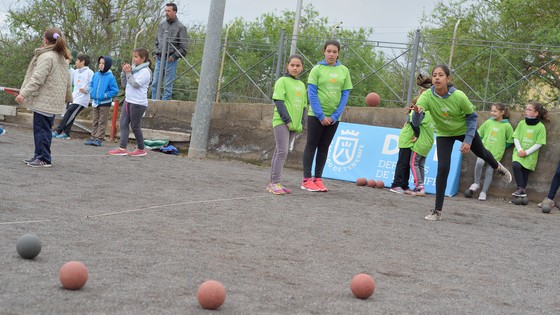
[332,136,359,166]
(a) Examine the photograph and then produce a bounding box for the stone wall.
[143,101,559,202]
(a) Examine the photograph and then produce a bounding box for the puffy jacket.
[90,55,119,106]
[19,46,72,115]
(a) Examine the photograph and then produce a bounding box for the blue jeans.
[33,112,55,164]
[152,58,178,100]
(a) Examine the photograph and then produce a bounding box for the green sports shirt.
[307,63,352,117]
[478,118,514,161]
[272,76,307,133]
[512,120,546,171]
[416,88,475,137]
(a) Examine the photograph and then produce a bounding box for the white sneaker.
[496,163,512,183]
[537,198,554,208]
[424,210,442,221]
[469,183,479,192]
[478,192,487,201]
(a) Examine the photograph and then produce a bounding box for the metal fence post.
[155,30,168,100]
[405,29,421,107]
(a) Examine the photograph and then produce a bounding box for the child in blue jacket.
[85,55,119,146]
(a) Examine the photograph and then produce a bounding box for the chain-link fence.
[162,29,559,110]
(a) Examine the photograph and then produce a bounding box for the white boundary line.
[85,195,270,218]
[0,219,53,225]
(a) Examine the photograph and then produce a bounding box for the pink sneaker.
[277,183,292,194]
[108,148,128,156]
[301,179,321,192]
[128,149,147,157]
[313,178,328,192]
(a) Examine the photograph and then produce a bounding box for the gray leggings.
[119,102,147,150]
[270,124,296,184]
[474,157,494,193]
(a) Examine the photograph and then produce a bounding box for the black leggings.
[303,116,339,178]
[435,132,498,211]
[390,148,412,189]
[512,161,531,189]
[547,160,560,200]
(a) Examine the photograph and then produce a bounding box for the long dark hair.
[432,64,454,89]
[527,101,549,122]
[492,102,510,119]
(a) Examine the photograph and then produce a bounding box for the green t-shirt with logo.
[307,64,352,117]
[412,111,435,157]
[272,76,307,133]
[478,118,514,161]
[398,119,415,149]
[416,88,475,137]
[512,120,546,171]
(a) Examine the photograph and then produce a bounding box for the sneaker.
[496,163,512,183]
[276,183,292,194]
[313,178,328,192]
[128,149,147,157]
[301,179,321,192]
[389,187,405,194]
[108,147,128,156]
[27,159,51,168]
[55,133,70,139]
[512,188,527,197]
[267,183,286,195]
[414,186,425,197]
[469,183,480,192]
[0,127,4,135]
[85,139,94,145]
[478,191,487,201]
[52,131,58,138]
[404,189,417,196]
[537,198,555,208]
[23,158,35,164]
[424,209,442,221]
[92,139,102,147]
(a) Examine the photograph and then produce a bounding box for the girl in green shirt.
[467,103,514,201]
[412,65,512,221]
[511,101,548,198]
[301,40,352,192]
[268,54,307,195]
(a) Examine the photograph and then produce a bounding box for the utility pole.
[290,0,303,56]
[188,0,227,158]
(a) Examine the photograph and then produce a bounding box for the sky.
[180,0,439,33]
[0,0,439,36]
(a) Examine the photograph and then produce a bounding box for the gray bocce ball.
[521,197,529,205]
[464,189,473,198]
[16,234,42,259]
[542,204,552,213]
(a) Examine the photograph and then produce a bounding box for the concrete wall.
[143,101,559,202]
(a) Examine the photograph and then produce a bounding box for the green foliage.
[421,0,560,108]
[6,0,163,72]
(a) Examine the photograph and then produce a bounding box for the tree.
[420,0,560,107]
[6,0,164,74]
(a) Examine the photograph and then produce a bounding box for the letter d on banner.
[382,134,399,155]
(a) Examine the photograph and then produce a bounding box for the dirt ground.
[1,124,559,314]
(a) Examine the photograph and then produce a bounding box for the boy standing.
[85,55,118,146]
[53,54,94,139]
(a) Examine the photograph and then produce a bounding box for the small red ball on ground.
[197,280,226,310]
[59,261,88,290]
[367,179,376,187]
[376,180,384,188]
[356,178,367,186]
[365,92,380,107]
[351,273,376,299]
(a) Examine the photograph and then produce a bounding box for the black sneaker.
[27,159,51,168]
[512,188,527,197]
[23,158,35,164]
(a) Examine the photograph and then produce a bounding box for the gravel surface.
[1,126,559,314]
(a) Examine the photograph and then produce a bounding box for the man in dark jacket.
[152,2,188,100]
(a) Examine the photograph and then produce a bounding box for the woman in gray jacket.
[16,27,72,167]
